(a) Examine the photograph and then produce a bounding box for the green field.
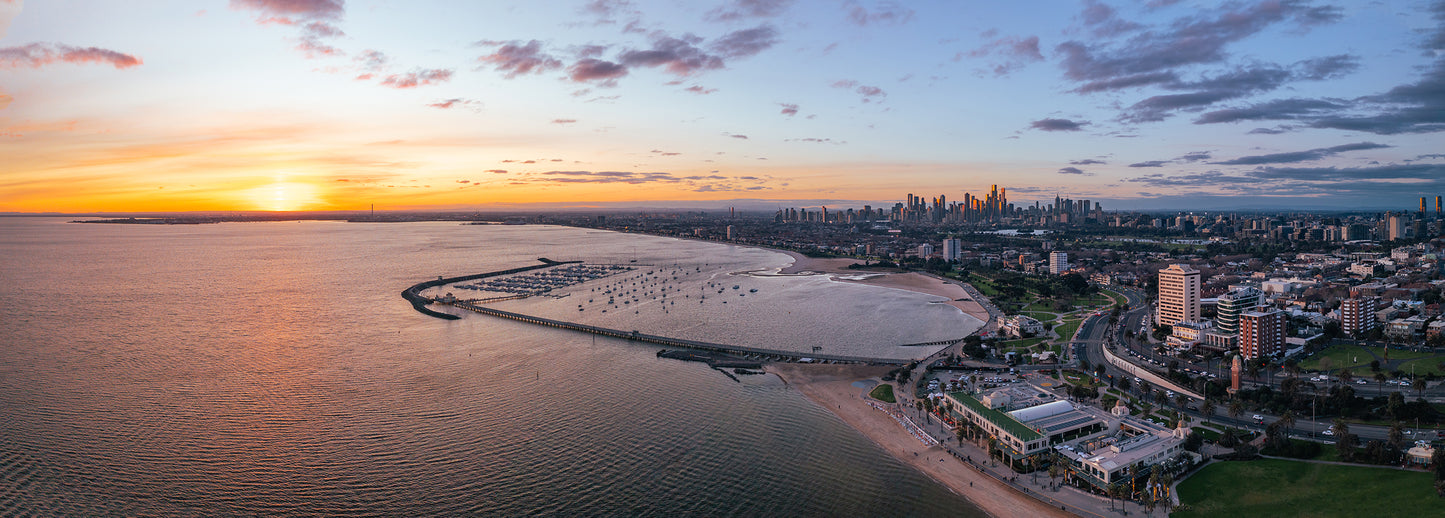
[868,383,896,403]
[1300,344,1374,372]
[1053,318,1083,342]
[1400,358,1445,376]
[1175,459,1439,518]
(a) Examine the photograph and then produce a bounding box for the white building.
[943,237,962,262]
[918,243,935,258]
[1157,264,1201,327]
[1050,251,1069,275]
[1001,315,1045,338]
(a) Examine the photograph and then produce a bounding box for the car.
[1356,379,1367,385]
[1252,414,1264,422]
[1322,429,1334,436]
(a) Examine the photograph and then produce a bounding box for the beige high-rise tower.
[1156,264,1200,327]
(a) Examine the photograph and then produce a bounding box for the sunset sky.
[2,0,1443,212]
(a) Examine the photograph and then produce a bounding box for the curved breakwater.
[403,260,953,365]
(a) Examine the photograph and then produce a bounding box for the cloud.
[230,0,343,22]
[568,58,628,84]
[845,1,914,26]
[1194,98,1346,124]
[1178,151,1211,162]
[831,80,886,102]
[232,0,346,59]
[1212,142,1390,165]
[1057,166,1092,175]
[1055,1,1348,122]
[706,0,793,21]
[709,25,779,59]
[967,34,1044,76]
[1247,127,1289,134]
[551,118,578,124]
[486,169,508,174]
[379,69,453,88]
[0,43,142,69]
[684,85,717,94]
[1070,159,1106,165]
[785,137,839,143]
[1129,161,1168,168]
[727,133,749,139]
[427,98,480,110]
[778,103,798,116]
[1030,118,1088,131]
[476,40,563,78]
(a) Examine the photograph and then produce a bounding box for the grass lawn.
[999,337,1048,351]
[1300,344,1374,372]
[968,274,1002,297]
[1175,459,1439,518]
[1020,311,1057,320]
[1053,318,1083,342]
[1399,358,1445,376]
[868,383,896,403]
[1375,348,1438,361]
[1023,301,1058,312]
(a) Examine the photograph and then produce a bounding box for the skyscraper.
[1216,287,1261,335]
[1240,309,1285,359]
[1157,264,1201,327]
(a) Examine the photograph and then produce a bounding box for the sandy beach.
[769,363,1073,518]
[779,251,993,323]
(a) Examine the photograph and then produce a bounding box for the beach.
[778,251,993,323]
[769,363,1073,518]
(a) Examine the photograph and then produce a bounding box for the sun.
[249,174,321,211]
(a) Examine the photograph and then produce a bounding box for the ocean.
[0,218,985,517]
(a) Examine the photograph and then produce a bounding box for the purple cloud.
[476,40,563,78]
[1030,118,1088,131]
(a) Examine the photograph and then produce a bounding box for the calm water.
[0,218,984,517]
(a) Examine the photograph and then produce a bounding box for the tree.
[1048,462,1062,491]
[1279,410,1297,430]
[1339,368,1354,386]
[1414,378,1427,397]
[1228,399,1244,422]
[1376,372,1388,395]
[1388,423,1405,451]
[1201,399,1217,427]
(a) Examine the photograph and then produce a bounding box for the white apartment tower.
[943,238,962,262]
[1156,264,1201,327]
[1341,297,1378,337]
[1049,252,1069,275]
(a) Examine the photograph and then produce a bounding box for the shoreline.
[777,250,992,324]
[768,363,1073,518]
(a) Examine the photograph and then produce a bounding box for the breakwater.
[401,258,580,320]
[443,299,909,365]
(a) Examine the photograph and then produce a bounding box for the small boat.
[749,289,757,293]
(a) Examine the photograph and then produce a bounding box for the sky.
[1,0,1444,213]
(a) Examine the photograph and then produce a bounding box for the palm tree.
[1413,378,1427,398]
[1376,372,1388,395]
[1339,368,1353,386]
[1279,410,1296,430]
[1332,418,1350,437]
[1228,399,1244,422]
[1201,399,1217,427]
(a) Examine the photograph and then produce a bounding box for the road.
[1072,287,1430,445]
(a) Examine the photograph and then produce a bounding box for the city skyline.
[3,0,1445,213]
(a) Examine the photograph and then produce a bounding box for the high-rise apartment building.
[1388,213,1407,240]
[943,238,962,262]
[918,243,934,258]
[1156,264,1201,327]
[1049,251,1069,275]
[1340,297,1379,337]
[1239,309,1286,359]
[1215,287,1261,335]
